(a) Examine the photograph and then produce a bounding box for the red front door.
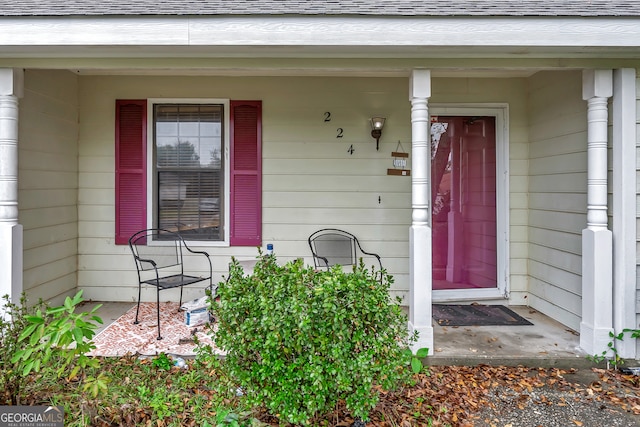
[431,116,497,290]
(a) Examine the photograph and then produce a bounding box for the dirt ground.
[360,365,640,427]
[472,367,640,427]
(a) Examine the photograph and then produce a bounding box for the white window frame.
[146,98,231,246]
[429,104,510,302]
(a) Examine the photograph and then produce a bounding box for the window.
[154,104,224,240]
[115,99,262,246]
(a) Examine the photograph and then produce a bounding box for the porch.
[88,301,589,368]
[0,66,633,362]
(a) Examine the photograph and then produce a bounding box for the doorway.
[431,115,498,292]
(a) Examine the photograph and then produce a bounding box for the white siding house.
[20,70,79,302]
[0,0,639,358]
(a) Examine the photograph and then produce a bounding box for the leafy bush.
[1,291,103,404]
[212,255,415,425]
[0,293,39,404]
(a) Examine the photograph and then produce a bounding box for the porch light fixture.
[370,116,385,151]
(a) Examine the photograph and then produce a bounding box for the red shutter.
[230,101,262,246]
[115,100,147,245]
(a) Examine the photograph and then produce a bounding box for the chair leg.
[156,287,162,340]
[178,285,184,312]
[134,284,142,325]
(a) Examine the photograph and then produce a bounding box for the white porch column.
[612,68,637,359]
[0,68,23,304]
[408,69,433,353]
[580,69,613,356]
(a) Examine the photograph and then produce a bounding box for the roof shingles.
[0,0,638,17]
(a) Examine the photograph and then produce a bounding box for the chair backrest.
[129,228,184,272]
[308,229,358,269]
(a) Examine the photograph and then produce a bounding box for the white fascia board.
[0,16,639,49]
[189,17,640,48]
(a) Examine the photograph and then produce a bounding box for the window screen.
[154,104,224,240]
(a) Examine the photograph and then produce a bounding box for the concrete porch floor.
[86,302,590,368]
[428,305,590,368]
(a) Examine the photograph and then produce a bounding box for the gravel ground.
[472,368,640,427]
[475,386,639,426]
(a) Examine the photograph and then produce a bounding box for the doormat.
[432,304,533,326]
[89,302,223,357]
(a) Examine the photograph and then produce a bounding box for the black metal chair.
[128,228,213,340]
[308,228,383,272]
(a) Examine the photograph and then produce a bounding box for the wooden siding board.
[19,70,79,303]
[21,69,79,100]
[509,225,528,242]
[79,156,113,173]
[78,172,113,189]
[529,210,586,234]
[23,240,77,270]
[18,189,77,210]
[76,74,531,303]
[527,70,587,324]
[509,208,528,226]
[509,193,528,210]
[20,206,78,229]
[78,205,116,222]
[19,171,78,190]
[18,150,78,171]
[527,294,581,331]
[528,277,581,314]
[263,208,411,225]
[266,223,411,240]
[529,173,587,193]
[529,243,582,275]
[264,191,410,208]
[78,221,112,238]
[529,227,581,254]
[529,260,582,295]
[510,275,529,292]
[264,174,412,193]
[529,193,586,212]
[510,242,529,259]
[529,152,587,175]
[527,132,588,159]
[265,141,408,159]
[23,257,77,291]
[19,118,78,147]
[509,175,529,193]
[264,158,401,175]
[23,223,77,250]
[78,188,114,206]
[27,274,78,306]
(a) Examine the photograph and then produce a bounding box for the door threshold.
[433,287,506,303]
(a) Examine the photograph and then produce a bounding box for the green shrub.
[1,291,102,404]
[0,293,39,404]
[212,255,415,425]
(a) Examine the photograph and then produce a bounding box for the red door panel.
[431,116,497,290]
